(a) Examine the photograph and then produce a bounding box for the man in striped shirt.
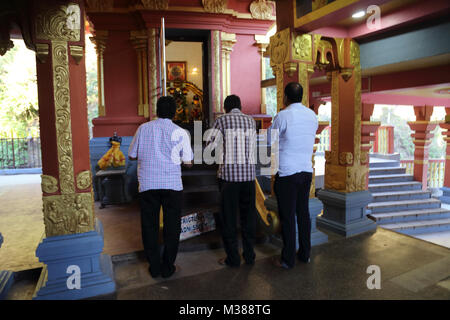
[128,96,193,279]
[206,95,257,267]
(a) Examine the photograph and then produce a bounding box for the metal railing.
[372,125,394,154]
[400,159,445,188]
[0,136,42,169]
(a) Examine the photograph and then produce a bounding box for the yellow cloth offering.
[97,141,126,170]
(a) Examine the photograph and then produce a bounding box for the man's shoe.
[298,256,311,264]
[161,264,181,278]
[148,266,160,278]
[272,257,291,269]
[218,257,240,268]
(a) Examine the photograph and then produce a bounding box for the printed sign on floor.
[180,211,216,241]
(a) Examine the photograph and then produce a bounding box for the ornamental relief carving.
[269,29,290,66]
[339,152,353,166]
[346,165,368,192]
[43,193,94,237]
[292,34,312,62]
[203,0,227,13]
[35,3,80,41]
[76,171,92,190]
[52,42,75,195]
[249,0,273,20]
[41,175,59,194]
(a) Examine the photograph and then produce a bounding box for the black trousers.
[218,179,257,267]
[139,189,182,278]
[274,172,312,268]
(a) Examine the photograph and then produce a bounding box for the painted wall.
[103,30,139,118]
[230,34,262,115]
[166,41,203,90]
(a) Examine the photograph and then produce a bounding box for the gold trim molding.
[69,45,83,64]
[36,43,49,64]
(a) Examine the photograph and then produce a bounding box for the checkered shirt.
[207,108,256,182]
[128,118,193,192]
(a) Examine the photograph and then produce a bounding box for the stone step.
[369,208,450,224]
[369,166,406,176]
[367,198,441,214]
[183,184,219,193]
[381,218,450,235]
[369,174,414,184]
[368,181,422,192]
[369,159,400,168]
[182,170,218,187]
[371,190,431,202]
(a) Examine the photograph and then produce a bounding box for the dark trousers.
[139,189,182,278]
[218,179,257,267]
[274,172,312,268]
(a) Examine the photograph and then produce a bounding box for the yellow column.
[89,30,108,117]
[220,32,236,98]
[255,35,269,114]
[130,30,149,118]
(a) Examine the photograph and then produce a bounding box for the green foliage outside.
[0,38,98,139]
[371,105,445,160]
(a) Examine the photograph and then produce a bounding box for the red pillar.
[33,0,95,237]
[407,106,437,191]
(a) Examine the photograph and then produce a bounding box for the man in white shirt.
[270,82,318,269]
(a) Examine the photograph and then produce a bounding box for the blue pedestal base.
[317,189,377,237]
[264,196,328,248]
[439,187,450,204]
[0,232,15,300]
[33,220,115,300]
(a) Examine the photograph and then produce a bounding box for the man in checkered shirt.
[206,95,257,267]
[128,96,193,279]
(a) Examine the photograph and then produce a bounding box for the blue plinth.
[317,189,377,237]
[0,233,15,300]
[33,219,115,300]
[264,196,328,248]
[439,187,450,204]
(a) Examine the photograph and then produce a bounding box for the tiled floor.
[1,173,450,300]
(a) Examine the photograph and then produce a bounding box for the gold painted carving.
[35,3,80,42]
[346,165,367,192]
[250,0,273,20]
[86,0,114,12]
[284,62,297,77]
[36,43,49,63]
[149,28,158,118]
[41,175,59,194]
[269,29,290,66]
[339,152,353,165]
[76,171,91,190]
[203,0,227,13]
[324,164,346,191]
[52,41,75,195]
[43,193,94,237]
[141,0,169,10]
[221,32,236,98]
[292,34,312,62]
[69,45,83,64]
[131,30,149,118]
[212,30,222,113]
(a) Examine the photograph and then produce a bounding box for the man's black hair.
[284,82,303,104]
[224,95,241,113]
[156,96,177,119]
